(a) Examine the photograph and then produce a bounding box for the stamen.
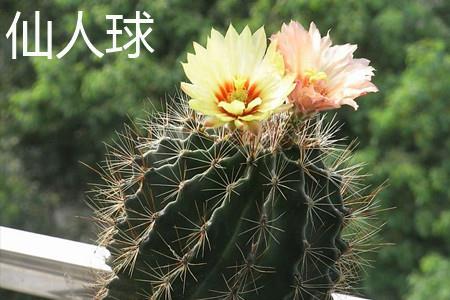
[215,77,262,118]
[304,69,328,83]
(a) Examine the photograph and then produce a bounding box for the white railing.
[0,226,367,300]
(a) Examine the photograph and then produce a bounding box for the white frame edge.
[0,226,367,300]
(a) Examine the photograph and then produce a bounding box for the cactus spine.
[90,97,380,300]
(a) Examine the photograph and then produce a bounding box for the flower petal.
[245,97,263,113]
[182,24,296,129]
[218,100,246,116]
[272,21,378,113]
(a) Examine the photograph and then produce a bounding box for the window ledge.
[0,226,368,300]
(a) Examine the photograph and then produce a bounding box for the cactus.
[89,96,380,300]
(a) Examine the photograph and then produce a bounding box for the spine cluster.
[89,96,381,300]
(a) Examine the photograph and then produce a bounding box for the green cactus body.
[91,99,377,300]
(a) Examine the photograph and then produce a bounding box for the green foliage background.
[0,0,449,299]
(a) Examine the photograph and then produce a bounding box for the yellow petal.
[239,112,267,122]
[252,26,267,61]
[215,113,235,122]
[266,40,285,76]
[188,99,221,115]
[218,100,245,116]
[193,42,206,55]
[244,97,262,113]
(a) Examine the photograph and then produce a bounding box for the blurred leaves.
[408,254,450,300]
[364,39,450,298]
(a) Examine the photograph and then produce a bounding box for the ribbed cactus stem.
[90,97,380,300]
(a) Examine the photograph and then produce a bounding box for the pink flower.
[271,21,378,113]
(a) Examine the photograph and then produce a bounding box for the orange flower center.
[214,77,261,117]
[300,69,328,95]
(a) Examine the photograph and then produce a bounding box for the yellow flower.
[181,25,295,131]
